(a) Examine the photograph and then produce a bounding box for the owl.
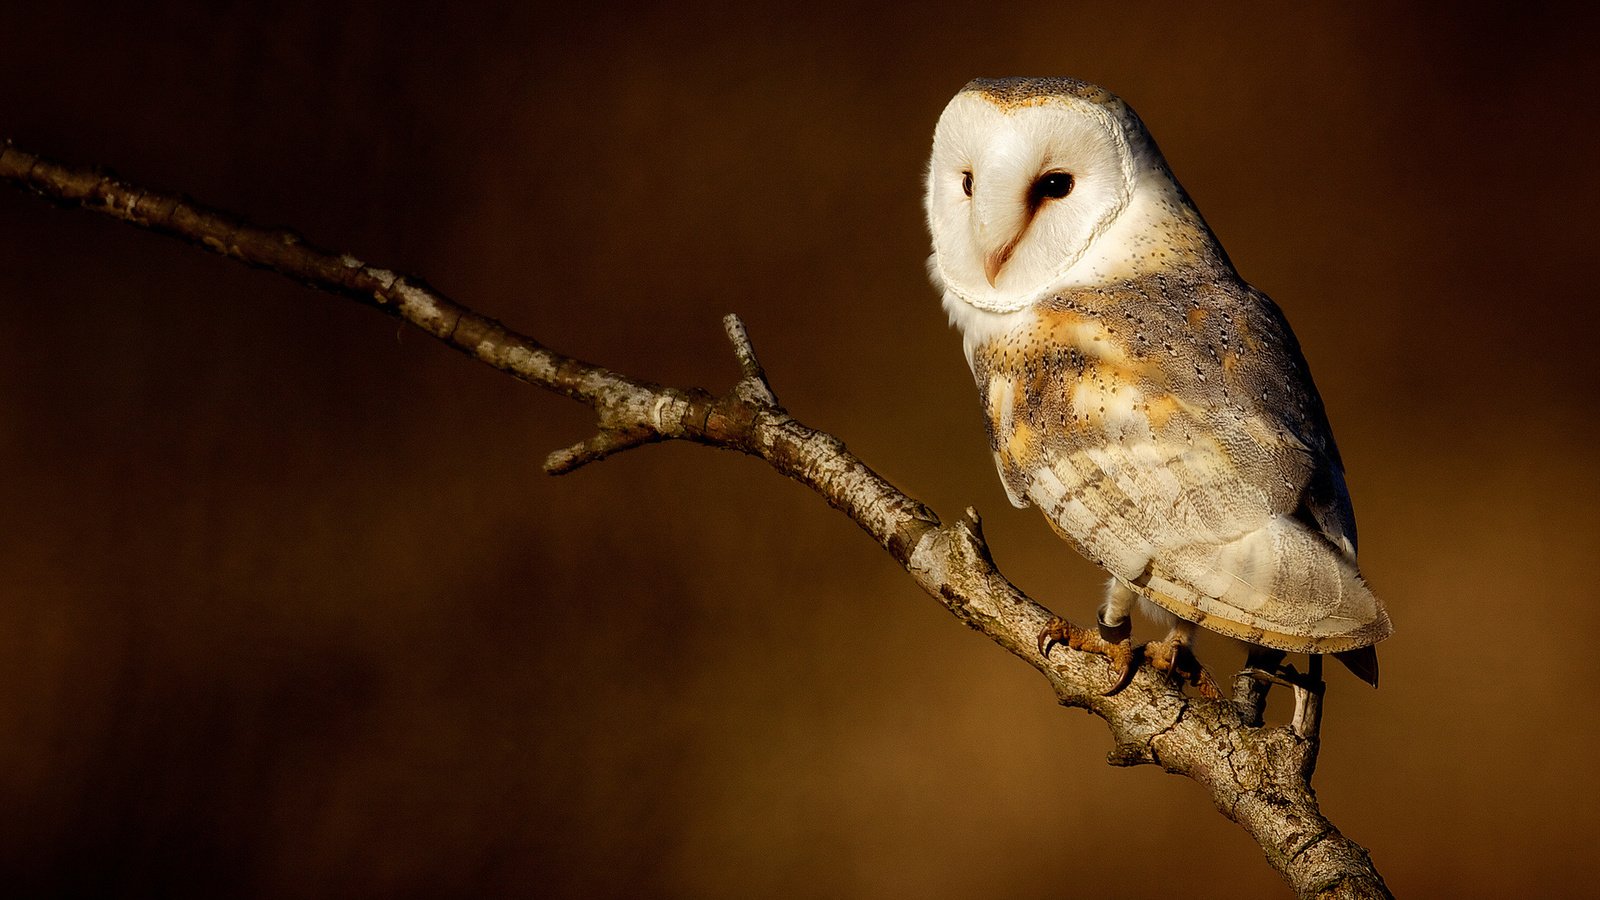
[924,77,1391,691]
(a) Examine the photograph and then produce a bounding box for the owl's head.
[925,78,1223,321]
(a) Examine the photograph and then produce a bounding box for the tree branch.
[0,141,1392,899]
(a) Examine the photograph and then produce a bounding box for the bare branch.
[0,141,1392,900]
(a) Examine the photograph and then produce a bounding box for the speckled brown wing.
[972,273,1391,654]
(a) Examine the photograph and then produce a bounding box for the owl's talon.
[1037,615,1083,658]
[1194,669,1225,700]
[1036,616,1136,696]
[1102,639,1137,696]
[1143,638,1223,699]
[1036,611,1062,656]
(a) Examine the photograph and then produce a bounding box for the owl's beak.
[980,230,1021,287]
[974,179,1026,286]
[983,245,1014,287]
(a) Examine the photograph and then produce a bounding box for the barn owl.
[924,77,1391,691]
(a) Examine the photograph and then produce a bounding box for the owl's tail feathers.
[1332,645,1379,687]
[1140,516,1392,661]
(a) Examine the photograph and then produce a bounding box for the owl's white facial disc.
[924,84,1144,316]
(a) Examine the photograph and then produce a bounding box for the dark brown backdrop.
[2,2,1596,897]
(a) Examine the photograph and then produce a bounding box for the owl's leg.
[1036,579,1137,695]
[1141,618,1225,699]
[1100,579,1139,631]
[1095,580,1138,692]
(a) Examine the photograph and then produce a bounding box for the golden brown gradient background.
[2,2,1597,896]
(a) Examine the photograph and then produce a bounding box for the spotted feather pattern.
[972,271,1392,653]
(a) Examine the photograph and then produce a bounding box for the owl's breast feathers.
[973,273,1391,654]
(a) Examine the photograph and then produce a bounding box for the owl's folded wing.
[1017,400,1390,654]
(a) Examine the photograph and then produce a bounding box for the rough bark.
[0,142,1392,899]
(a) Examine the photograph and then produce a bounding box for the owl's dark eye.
[1031,172,1075,204]
[961,171,973,196]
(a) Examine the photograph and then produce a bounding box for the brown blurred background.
[1,1,1596,897]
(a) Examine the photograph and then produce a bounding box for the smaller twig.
[544,316,779,475]
[1237,658,1325,741]
[1234,647,1287,727]
[544,426,661,475]
[722,314,779,407]
[1234,672,1266,726]
[1292,655,1325,741]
